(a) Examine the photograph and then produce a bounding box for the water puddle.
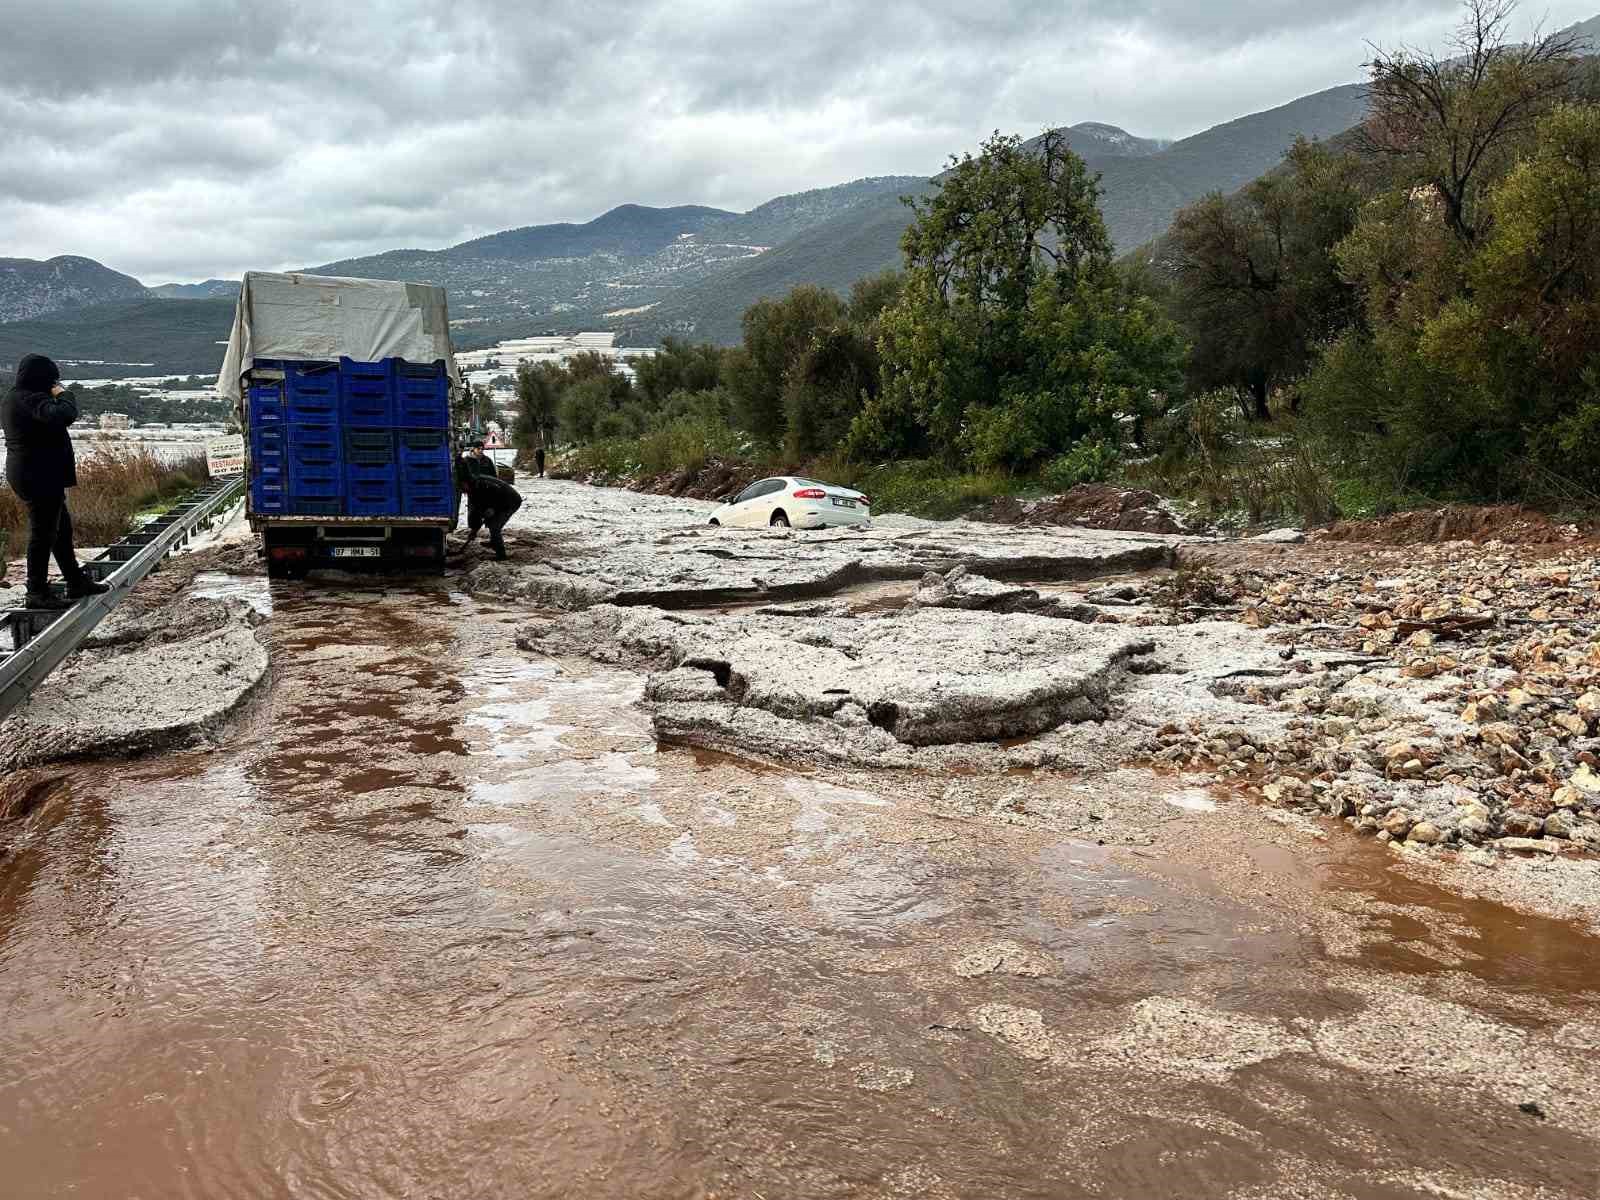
[190,570,273,615]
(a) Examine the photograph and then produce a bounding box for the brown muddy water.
[2,579,1599,1199]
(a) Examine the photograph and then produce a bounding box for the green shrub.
[635,415,747,476]
[1040,438,1120,492]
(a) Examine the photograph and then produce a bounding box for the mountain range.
[0,82,1372,375]
[13,13,1600,377]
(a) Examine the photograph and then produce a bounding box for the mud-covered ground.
[2,480,1598,1199]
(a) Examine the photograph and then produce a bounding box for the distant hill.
[1564,14,1600,47]
[622,84,1370,345]
[624,181,937,345]
[699,177,925,248]
[0,255,150,323]
[305,182,923,342]
[0,298,235,380]
[446,203,736,261]
[1061,122,1171,158]
[149,279,238,300]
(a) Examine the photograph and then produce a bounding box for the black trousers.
[20,487,84,594]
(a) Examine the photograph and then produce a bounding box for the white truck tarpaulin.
[217,271,461,404]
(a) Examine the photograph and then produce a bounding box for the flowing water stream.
[2,580,1598,1199]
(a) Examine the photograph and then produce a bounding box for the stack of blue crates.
[247,357,453,518]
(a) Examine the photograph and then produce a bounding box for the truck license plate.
[332,547,381,558]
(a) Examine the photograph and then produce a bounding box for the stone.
[1407,821,1445,845]
[1543,811,1575,840]
[1251,528,1305,545]
[1552,785,1583,810]
[1495,837,1562,854]
[1382,809,1414,840]
[1554,713,1588,737]
[1571,764,1600,796]
[1577,692,1600,721]
[1478,722,1525,750]
[1500,811,1544,838]
[910,566,1099,621]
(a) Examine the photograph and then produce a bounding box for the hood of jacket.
[13,354,61,394]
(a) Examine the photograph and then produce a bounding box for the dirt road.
[1,480,1598,1199]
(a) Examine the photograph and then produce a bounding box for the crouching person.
[462,471,523,561]
[2,354,109,610]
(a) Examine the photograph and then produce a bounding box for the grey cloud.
[0,0,1594,281]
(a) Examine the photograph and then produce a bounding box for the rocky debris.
[519,604,1159,765]
[909,566,1100,621]
[83,594,254,651]
[520,595,1386,772]
[1251,528,1305,545]
[1085,583,1142,606]
[973,484,1189,535]
[556,454,762,504]
[0,598,268,772]
[1318,504,1586,546]
[473,484,1184,611]
[1143,539,1600,854]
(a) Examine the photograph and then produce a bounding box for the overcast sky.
[1,0,1595,283]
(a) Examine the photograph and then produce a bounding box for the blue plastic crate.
[287,424,343,506]
[248,378,286,428]
[284,361,341,424]
[401,484,456,518]
[342,429,398,515]
[343,428,395,465]
[250,423,287,514]
[390,359,450,429]
[346,477,400,516]
[338,357,394,427]
[396,428,455,515]
[285,498,345,518]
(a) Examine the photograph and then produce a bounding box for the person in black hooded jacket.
[2,354,108,610]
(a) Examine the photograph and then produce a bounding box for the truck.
[217,272,464,578]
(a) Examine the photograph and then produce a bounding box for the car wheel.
[770,510,790,528]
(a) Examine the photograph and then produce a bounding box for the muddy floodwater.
[3,578,1600,1199]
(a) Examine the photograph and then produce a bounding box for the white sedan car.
[708,476,871,529]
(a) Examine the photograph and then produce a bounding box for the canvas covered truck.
[218,272,464,578]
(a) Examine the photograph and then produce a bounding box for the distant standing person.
[535,444,546,478]
[1,354,109,611]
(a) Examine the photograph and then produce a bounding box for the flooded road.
[3,579,1599,1199]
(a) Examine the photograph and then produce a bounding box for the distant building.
[99,412,130,430]
[457,331,658,386]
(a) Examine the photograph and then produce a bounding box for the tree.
[513,361,563,449]
[853,129,1184,469]
[730,285,846,444]
[1304,94,1600,498]
[558,374,616,444]
[845,270,905,327]
[632,338,726,411]
[1169,139,1368,420]
[784,324,880,458]
[1359,0,1583,247]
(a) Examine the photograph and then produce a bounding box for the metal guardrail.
[0,474,246,720]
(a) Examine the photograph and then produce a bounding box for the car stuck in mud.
[707,476,871,529]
